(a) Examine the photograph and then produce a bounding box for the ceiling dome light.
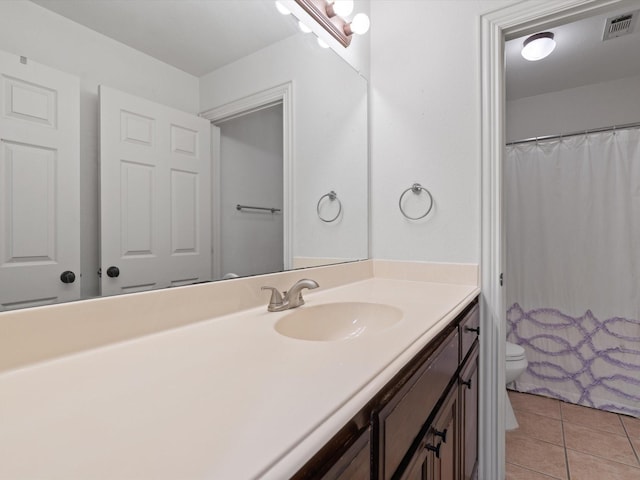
[521,32,556,61]
[345,13,370,35]
[274,1,290,15]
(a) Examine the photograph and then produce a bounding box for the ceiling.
[31,1,640,97]
[31,0,300,77]
[506,5,640,100]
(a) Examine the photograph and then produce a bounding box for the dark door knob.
[60,271,76,284]
[107,266,120,278]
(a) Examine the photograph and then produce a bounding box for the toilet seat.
[506,342,526,361]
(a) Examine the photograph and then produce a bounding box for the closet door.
[0,50,80,310]
[99,86,211,296]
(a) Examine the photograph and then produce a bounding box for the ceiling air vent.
[603,11,638,40]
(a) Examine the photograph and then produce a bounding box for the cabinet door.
[459,344,479,480]
[320,428,370,480]
[399,441,429,480]
[378,329,459,479]
[426,386,458,480]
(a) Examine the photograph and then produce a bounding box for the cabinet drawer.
[459,304,479,362]
[380,329,459,479]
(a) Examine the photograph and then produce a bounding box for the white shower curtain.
[506,127,640,417]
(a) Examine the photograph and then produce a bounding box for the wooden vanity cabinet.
[321,428,371,480]
[459,343,479,480]
[292,298,479,480]
[458,304,479,480]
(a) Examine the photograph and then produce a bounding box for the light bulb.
[274,1,290,15]
[317,37,329,49]
[298,21,312,33]
[521,32,556,61]
[332,0,354,17]
[348,13,370,35]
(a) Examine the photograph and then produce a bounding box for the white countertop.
[0,278,478,479]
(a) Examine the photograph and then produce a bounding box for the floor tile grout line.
[506,461,564,480]
[506,429,565,449]
[506,434,569,479]
[563,447,640,471]
[560,414,571,480]
[619,415,640,467]
[560,418,630,437]
[508,392,640,477]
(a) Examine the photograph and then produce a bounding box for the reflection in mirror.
[0,0,368,311]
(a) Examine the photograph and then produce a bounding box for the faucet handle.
[261,286,284,309]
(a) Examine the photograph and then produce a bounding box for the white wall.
[219,105,284,278]
[369,0,517,264]
[0,1,199,299]
[506,74,640,143]
[200,33,368,264]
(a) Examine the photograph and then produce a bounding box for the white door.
[0,51,80,311]
[100,86,211,296]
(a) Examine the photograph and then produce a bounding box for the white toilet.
[505,341,528,430]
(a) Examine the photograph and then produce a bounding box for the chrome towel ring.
[399,183,434,220]
[317,190,342,223]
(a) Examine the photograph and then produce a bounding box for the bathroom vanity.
[294,300,479,480]
[0,260,479,479]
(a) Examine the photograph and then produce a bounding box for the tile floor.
[506,390,640,480]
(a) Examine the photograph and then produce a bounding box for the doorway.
[201,82,293,280]
[216,104,284,279]
[479,1,634,479]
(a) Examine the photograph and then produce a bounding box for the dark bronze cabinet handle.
[426,442,441,458]
[106,266,120,278]
[433,428,447,443]
[461,378,472,389]
[464,326,480,335]
[60,271,76,284]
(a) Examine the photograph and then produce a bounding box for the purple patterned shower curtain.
[505,128,640,417]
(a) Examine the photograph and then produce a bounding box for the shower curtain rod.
[506,121,640,146]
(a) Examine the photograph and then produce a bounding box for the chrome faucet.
[261,279,319,312]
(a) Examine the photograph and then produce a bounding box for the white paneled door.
[99,86,211,296]
[0,51,80,311]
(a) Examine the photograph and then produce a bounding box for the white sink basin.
[275,302,403,341]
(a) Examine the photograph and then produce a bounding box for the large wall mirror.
[0,0,368,311]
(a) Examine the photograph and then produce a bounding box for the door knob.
[106,266,120,278]
[60,271,76,284]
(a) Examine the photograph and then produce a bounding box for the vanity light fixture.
[521,32,556,61]
[293,0,370,48]
[327,0,354,17]
[275,1,291,15]
[298,20,313,33]
[345,12,370,35]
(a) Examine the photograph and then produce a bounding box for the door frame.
[200,82,294,277]
[479,0,627,478]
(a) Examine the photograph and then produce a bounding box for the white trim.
[200,82,294,272]
[210,125,222,280]
[479,1,626,478]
